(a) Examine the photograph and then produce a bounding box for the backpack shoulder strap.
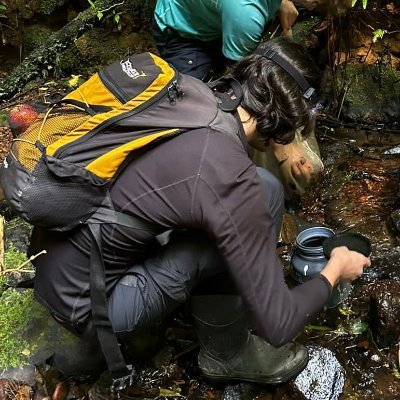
[207,75,243,112]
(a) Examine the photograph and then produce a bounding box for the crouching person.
[28,37,370,389]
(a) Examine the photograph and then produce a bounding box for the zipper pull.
[174,80,184,98]
[168,80,184,103]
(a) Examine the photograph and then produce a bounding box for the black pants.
[151,17,225,81]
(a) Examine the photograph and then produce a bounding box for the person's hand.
[290,156,314,185]
[279,0,299,36]
[321,246,371,287]
[270,140,323,196]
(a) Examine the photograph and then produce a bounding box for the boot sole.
[201,351,309,385]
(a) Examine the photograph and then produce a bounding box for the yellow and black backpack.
[1,52,239,230]
[0,51,241,393]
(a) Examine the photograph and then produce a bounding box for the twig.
[172,342,199,361]
[0,86,42,110]
[0,249,47,275]
[336,78,353,120]
[99,0,125,13]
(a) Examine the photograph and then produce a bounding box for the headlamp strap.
[253,48,316,100]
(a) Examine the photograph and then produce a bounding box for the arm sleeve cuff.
[317,273,333,295]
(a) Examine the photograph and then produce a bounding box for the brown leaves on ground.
[0,379,33,400]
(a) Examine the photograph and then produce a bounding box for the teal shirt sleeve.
[221,0,281,61]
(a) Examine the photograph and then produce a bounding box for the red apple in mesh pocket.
[8,103,38,135]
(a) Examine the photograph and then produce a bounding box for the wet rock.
[389,209,400,236]
[384,144,400,155]
[5,218,32,254]
[291,346,345,400]
[369,280,400,348]
[302,153,400,246]
[280,211,301,245]
[221,383,262,400]
[364,246,400,282]
[337,64,400,124]
[0,365,37,387]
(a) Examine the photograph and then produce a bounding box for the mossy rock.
[0,288,103,380]
[338,63,400,123]
[22,25,54,53]
[38,0,67,15]
[0,289,77,371]
[126,0,156,26]
[59,27,157,76]
[292,15,323,45]
[5,217,33,254]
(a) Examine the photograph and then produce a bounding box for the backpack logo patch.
[120,60,146,79]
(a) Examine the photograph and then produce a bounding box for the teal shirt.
[154,0,281,61]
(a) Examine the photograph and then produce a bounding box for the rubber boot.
[190,295,308,384]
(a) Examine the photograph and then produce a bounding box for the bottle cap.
[323,232,371,259]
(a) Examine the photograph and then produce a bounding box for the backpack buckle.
[110,365,135,398]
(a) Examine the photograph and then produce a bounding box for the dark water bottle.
[290,226,351,308]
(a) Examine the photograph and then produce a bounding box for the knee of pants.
[256,166,284,240]
[155,230,224,285]
[107,232,224,334]
[256,167,284,210]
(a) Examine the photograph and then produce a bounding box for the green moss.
[23,25,54,53]
[39,0,66,15]
[0,110,9,126]
[292,16,323,45]
[0,243,30,297]
[4,243,29,271]
[126,0,156,25]
[59,27,156,76]
[0,287,80,371]
[337,63,400,118]
[0,289,36,369]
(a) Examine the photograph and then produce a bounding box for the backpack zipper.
[55,67,182,158]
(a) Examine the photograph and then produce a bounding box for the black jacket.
[30,117,330,347]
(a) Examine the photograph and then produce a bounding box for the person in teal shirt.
[152,0,351,80]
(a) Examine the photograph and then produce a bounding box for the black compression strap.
[253,48,316,100]
[88,223,133,382]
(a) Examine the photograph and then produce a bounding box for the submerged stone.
[384,144,400,155]
[369,280,400,348]
[292,346,345,400]
[390,209,400,236]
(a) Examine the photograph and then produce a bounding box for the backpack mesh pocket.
[20,159,108,229]
[11,105,90,172]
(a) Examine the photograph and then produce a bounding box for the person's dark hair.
[230,37,320,145]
